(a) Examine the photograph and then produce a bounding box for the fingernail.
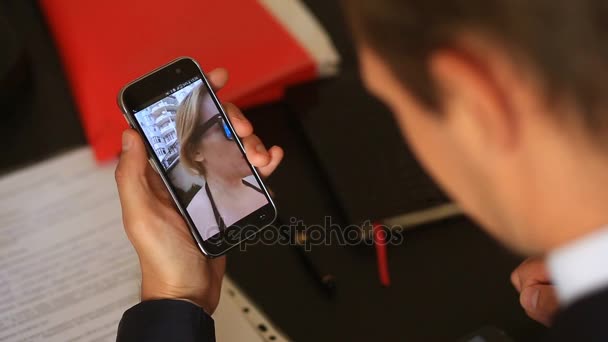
[122,131,132,151]
[511,271,521,290]
[234,111,246,121]
[255,144,268,155]
[522,287,540,311]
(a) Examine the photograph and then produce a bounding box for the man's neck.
[527,129,608,252]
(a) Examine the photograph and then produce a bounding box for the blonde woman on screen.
[175,84,267,240]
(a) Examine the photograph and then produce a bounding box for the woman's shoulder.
[186,186,214,223]
[243,175,262,190]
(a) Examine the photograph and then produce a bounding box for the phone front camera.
[175,68,182,74]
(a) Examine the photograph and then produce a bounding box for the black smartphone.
[118,57,277,257]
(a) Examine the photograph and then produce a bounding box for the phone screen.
[126,66,274,253]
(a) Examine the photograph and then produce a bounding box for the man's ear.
[429,46,517,152]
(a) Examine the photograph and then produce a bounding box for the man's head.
[344,0,608,254]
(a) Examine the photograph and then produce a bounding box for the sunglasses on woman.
[193,114,234,141]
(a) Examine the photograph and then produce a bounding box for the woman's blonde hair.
[176,85,207,176]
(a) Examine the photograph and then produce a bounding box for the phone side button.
[122,113,135,129]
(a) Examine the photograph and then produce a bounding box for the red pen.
[370,204,461,287]
[373,222,391,287]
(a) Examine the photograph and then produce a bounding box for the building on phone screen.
[138,96,180,169]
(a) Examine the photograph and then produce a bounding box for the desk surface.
[3,0,544,340]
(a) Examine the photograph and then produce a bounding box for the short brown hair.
[344,0,608,133]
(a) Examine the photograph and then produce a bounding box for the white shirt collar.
[548,226,608,306]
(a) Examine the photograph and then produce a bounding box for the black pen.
[293,231,336,296]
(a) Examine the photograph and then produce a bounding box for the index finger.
[223,102,253,138]
[207,68,229,91]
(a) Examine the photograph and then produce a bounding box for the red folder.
[40,0,318,161]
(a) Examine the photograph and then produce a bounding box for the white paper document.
[0,148,288,342]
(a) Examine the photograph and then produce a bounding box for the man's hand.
[511,257,559,326]
[115,68,283,315]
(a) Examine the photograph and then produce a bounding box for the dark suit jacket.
[117,288,608,341]
[117,300,215,342]
[546,287,608,341]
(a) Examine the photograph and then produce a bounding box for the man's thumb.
[115,130,149,199]
[520,284,559,326]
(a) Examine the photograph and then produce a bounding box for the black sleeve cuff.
[117,299,215,342]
